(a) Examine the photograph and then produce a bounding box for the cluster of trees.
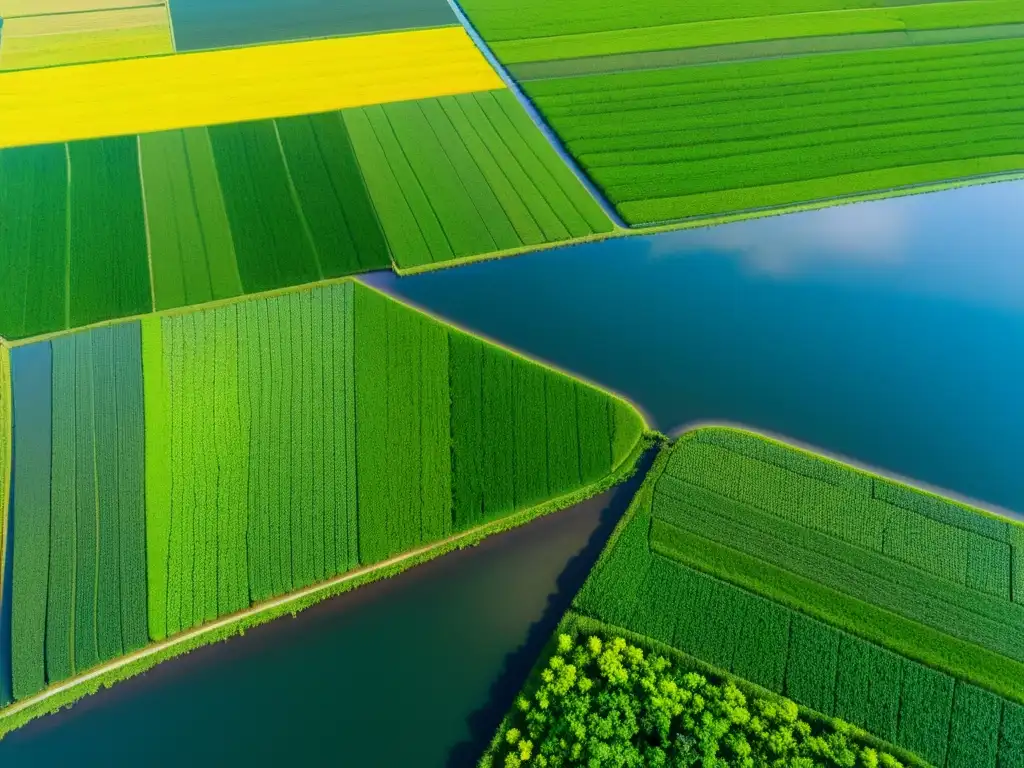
[492,633,909,768]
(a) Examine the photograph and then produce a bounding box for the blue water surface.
[367,182,1024,512]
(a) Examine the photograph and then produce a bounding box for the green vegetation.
[482,629,916,768]
[139,129,242,311]
[9,327,149,700]
[478,1,1024,64]
[0,89,611,341]
[488,426,1024,768]
[460,0,1024,225]
[0,143,68,340]
[344,90,611,270]
[460,0,1001,45]
[68,137,151,330]
[0,278,650,735]
[0,344,10,708]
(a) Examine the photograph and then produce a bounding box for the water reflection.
[366,181,1024,511]
[653,182,1024,309]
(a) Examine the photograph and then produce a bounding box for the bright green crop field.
[482,427,1024,768]
[459,0,1024,226]
[0,279,649,736]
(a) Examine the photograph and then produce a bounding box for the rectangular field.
[460,0,1024,225]
[8,326,148,699]
[0,7,172,71]
[169,0,457,52]
[344,90,611,269]
[0,27,505,150]
[572,427,1024,768]
[0,85,609,339]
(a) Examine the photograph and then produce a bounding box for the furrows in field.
[572,426,1024,768]
[460,0,1024,227]
[344,90,611,270]
[8,326,147,700]
[144,285,358,638]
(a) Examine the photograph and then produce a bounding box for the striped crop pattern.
[8,325,148,699]
[575,427,1024,768]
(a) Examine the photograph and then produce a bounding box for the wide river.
[1,182,1021,765]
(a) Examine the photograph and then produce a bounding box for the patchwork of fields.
[0,87,609,341]
[460,0,1024,225]
[0,281,647,719]
[0,21,610,342]
[488,427,1024,767]
[0,2,172,71]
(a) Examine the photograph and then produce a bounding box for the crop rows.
[137,281,643,642]
[573,430,1024,767]
[654,480,1024,665]
[8,325,148,700]
[663,433,1014,595]
[143,284,359,639]
[0,346,10,708]
[1,281,643,698]
[579,506,1024,768]
[508,33,1024,224]
[648,503,1024,706]
[0,137,150,340]
[448,326,638,531]
[354,286,451,564]
[343,90,611,270]
[484,0,1024,65]
[0,87,609,340]
[461,0,884,42]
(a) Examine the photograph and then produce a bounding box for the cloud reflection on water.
[643,180,1024,308]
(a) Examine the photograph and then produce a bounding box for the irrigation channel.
[1,180,1022,765]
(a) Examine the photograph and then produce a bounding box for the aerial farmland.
[0,0,1021,765]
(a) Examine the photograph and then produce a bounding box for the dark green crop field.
[485,427,1024,768]
[0,92,610,342]
[460,0,1024,226]
[0,280,647,730]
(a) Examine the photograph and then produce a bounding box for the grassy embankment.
[0,278,654,739]
[481,426,1024,768]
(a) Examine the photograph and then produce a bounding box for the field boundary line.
[136,134,158,314]
[0,344,11,634]
[272,119,325,280]
[445,0,626,230]
[0,428,654,736]
[164,0,177,53]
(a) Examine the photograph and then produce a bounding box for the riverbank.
[0,421,656,741]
